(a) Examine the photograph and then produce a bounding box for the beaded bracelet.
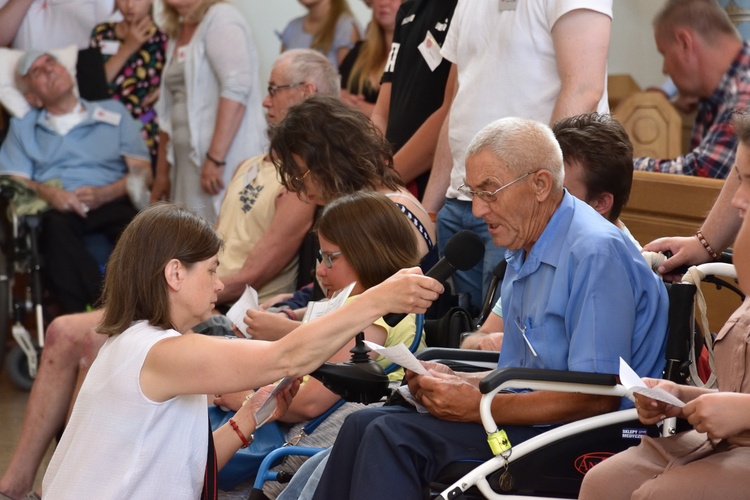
[695,230,720,261]
[205,152,226,167]
[229,417,253,448]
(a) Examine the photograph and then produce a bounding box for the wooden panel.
[614,91,683,160]
[621,171,738,331]
[622,171,722,244]
[608,74,641,111]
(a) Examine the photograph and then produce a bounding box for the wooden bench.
[621,171,740,330]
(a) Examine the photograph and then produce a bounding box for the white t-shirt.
[43,321,209,499]
[1,0,118,50]
[442,0,612,200]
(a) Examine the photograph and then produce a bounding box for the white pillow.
[0,45,79,118]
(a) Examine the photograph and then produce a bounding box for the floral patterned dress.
[90,22,168,168]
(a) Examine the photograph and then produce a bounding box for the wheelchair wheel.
[7,344,38,391]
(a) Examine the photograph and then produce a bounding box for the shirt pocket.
[518,324,548,370]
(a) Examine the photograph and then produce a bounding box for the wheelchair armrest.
[416,347,499,364]
[477,368,624,436]
[416,347,499,372]
[479,367,618,394]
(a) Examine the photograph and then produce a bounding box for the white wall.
[609,0,668,90]
[234,0,670,94]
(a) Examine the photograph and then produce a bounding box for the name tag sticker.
[401,14,415,25]
[93,107,122,126]
[418,31,442,72]
[99,40,120,55]
[176,46,187,63]
[499,0,517,11]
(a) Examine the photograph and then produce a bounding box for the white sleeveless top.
[43,321,209,499]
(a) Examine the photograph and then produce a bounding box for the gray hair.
[276,49,341,97]
[466,117,564,190]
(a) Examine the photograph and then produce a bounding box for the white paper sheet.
[619,357,685,408]
[226,285,259,338]
[301,281,357,323]
[363,340,429,375]
[254,376,296,428]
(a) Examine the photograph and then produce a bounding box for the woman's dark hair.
[97,203,222,336]
[316,191,418,289]
[270,94,402,202]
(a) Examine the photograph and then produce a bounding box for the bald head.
[654,0,739,44]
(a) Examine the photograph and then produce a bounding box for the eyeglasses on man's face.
[317,249,343,268]
[267,82,304,98]
[458,170,537,203]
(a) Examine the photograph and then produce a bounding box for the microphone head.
[444,230,485,271]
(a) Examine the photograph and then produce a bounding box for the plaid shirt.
[634,40,750,179]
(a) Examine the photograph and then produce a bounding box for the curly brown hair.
[269,95,402,203]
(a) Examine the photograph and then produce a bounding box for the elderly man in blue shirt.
[308,116,669,500]
[0,50,151,313]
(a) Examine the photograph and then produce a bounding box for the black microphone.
[383,230,485,327]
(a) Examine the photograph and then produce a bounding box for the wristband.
[229,417,253,448]
[695,230,720,261]
[206,152,226,167]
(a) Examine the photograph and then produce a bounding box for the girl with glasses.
[216,192,425,498]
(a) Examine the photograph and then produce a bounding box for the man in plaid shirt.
[634,0,749,179]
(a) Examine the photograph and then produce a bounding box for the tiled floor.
[0,362,54,495]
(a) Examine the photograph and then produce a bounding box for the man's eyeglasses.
[267,82,304,97]
[317,249,343,268]
[457,171,537,203]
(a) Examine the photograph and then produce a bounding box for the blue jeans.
[276,448,331,500]
[310,405,546,500]
[437,198,506,314]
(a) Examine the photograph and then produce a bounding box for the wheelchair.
[0,178,46,391]
[427,260,740,499]
[225,315,427,499]
[0,177,114,390]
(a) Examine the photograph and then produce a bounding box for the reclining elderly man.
[307,116,670,499]
[0,48,337,500]
[0,50,151,314]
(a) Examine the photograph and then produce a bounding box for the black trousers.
[40,197,136,313]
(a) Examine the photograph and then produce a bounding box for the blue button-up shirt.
[0,99,148,191]
[498,192,668,407]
